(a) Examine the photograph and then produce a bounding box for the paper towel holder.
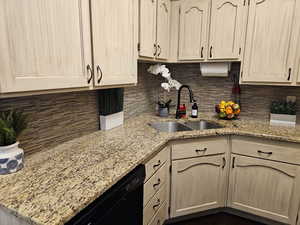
[200,62,231,77]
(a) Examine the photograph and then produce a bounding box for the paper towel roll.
[200,62,231,77]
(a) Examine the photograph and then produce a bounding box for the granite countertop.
[1,113,300,225]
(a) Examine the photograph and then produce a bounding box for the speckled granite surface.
[1,113,300,225]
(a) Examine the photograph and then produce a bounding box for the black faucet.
[176,85,195,119]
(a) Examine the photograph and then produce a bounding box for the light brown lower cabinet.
[228,154,300,225]
[170,154,228,218]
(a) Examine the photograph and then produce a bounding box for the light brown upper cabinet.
[208,0,246,60]
[0,1,92,94]
[91,0,138,87]
[139,0,171,60]
[241,0,300,84]
[178,0,210,61]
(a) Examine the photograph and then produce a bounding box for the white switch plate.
[287,96,296,103]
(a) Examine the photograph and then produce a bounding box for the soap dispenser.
[191,102,198,118]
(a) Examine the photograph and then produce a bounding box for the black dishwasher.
[66,165,145,225]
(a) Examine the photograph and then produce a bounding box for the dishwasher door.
[66,165,145,225]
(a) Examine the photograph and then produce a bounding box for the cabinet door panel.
[171,155,227,218]
[156,0,171,60]
[209,0,244,60]
[139,0,157,58]
[242,0,297,83]
[228,155,300,224]
[178,0,209,60]
[0,0,92,93]
[92,0,137,87]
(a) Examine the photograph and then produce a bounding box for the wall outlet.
[286,96,297,103]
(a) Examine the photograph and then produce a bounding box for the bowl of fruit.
[215,101,241,120]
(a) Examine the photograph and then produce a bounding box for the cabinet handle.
[257,150,273,155]
[201,47,204,58]
[153,178,161,188]
[195,148,207,153]
[287,68,292,81]
[154,44,158,56]
[157,219,161,225]
[153,199,161,209]
[210,46,213,58]
[87,64,93,84]
[153,160,161,169]
[157,45,162,57]
[96,65,103,84]
[232,157,236,168]
[222,157,226,169]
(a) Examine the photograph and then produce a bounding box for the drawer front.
[232,136,300,165]
[172,137,228,160]
[148,202,167,225]
[144,163,168,206]
[143,184,167,225]
[145,147,169,182]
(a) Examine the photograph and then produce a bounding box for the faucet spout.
[176,85,195,119]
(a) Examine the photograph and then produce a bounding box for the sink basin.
[150,122,192,133]
[184,120,224,130]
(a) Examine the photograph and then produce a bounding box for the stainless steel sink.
[184,120,224,130]
[149,122,193,133]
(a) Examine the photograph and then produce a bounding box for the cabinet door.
[156,0,171,60]
[209,0,245,60]
[0,0,92,93]
[91,0,137,87]
[178,0,209,60]
[228,155,300,225]
[171,154,227,218]
[242,0,298,83]
[139,0,157,58]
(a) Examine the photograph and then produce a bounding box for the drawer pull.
[153,160,162,169]
[153,178,161,188]
[257,150,273,155]
[195,148,207,153]
[153,199,161,209]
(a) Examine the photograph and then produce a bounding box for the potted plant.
[270,101,297,127]
[0,110,28,175]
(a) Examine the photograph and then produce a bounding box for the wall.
[1,63,300,154]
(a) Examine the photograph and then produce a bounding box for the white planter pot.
[100,111,124,130]
[0,142,24,175]
[270,114,297,127]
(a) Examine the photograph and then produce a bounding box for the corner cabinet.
[0,1,92,93]
[208,0,246,60]
[139,0,171,60]
[91,0,138,87]
[228,155,300,224]
[241,0,300,84]
[178,0,210,61]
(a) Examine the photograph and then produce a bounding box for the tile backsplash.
[1,63,300,154]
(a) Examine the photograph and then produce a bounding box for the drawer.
[147,202,168,225]
[143,184,167,225]
[144,163,168,206]
[145,147,169,182]
[232,136,300,165]
[172,137,228,160]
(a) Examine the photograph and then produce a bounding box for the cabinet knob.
[153,178,161,188]
[201,47,204,58]
[257,150,273,156]
[210,46,213,58]
[96,65,103,84]
[87,64,93,84]
[153,160,161,169]
[157,44,161,57]
[154,44,158,56]
[195,148,207,153]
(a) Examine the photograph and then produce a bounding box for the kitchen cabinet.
[208,0,246,60]
[241,0,300,84]
[171,151,228,218]
[178,0,210,61]
[0,0,92,93]
[139,0,171,60]
[228,154,300,225]
[91,0,138,87]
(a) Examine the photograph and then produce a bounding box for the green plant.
[271,101,297,115]
[0,110,28,146]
